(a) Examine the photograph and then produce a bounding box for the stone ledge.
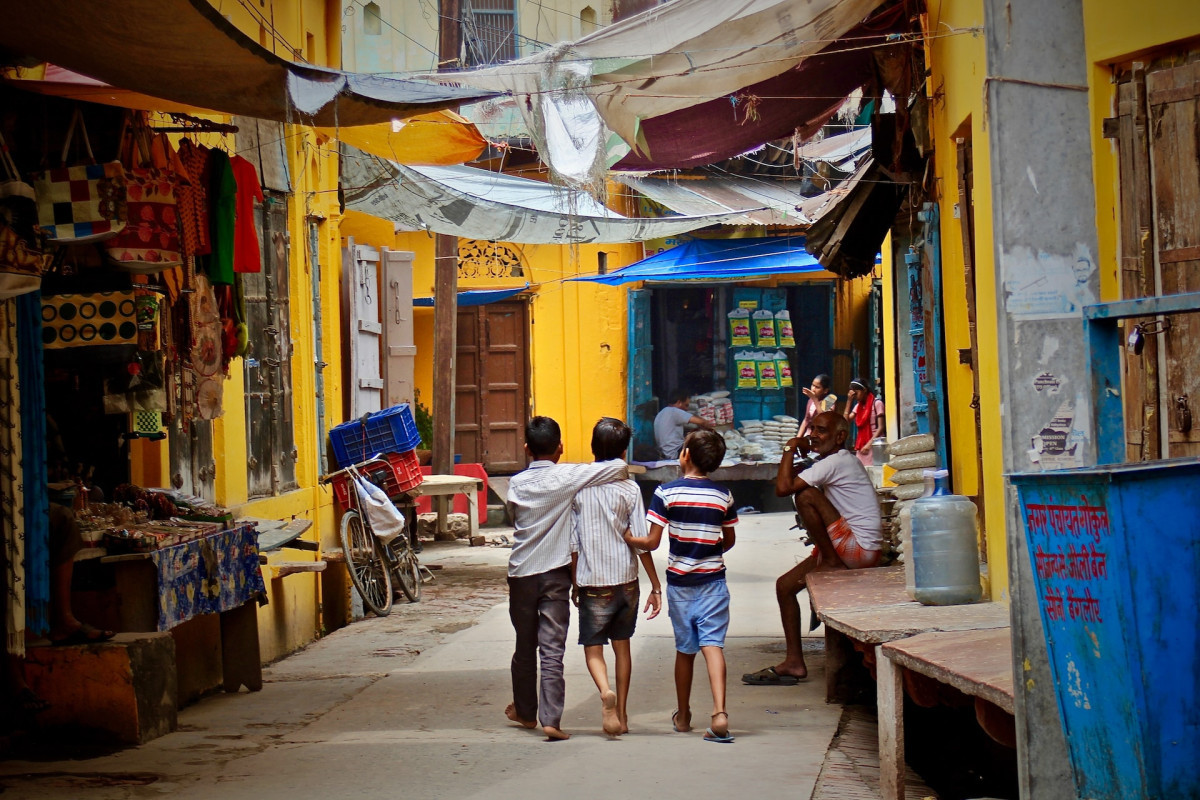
[23,632,177,744]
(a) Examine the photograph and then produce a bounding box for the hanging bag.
[350,466,405,545]
[31,108,127,244]
[105,117,183,272]
[0,130,50,299]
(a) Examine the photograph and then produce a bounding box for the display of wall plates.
[42,291,137,350]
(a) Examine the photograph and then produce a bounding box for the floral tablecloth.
[152,524,266,631]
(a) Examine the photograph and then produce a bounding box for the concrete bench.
[807,566,1014,800]
[22,632,177,744]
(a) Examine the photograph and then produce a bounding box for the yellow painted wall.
[920,0,1200,601]
[126,1,347,664]
[922,1,1007,599]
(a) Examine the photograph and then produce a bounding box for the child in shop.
[624,429,738,743]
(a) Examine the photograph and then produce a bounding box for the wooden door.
[455,301,529,473]
[1146,62,1200,457]
[1110,60,1200,459]
[341,239,384,418]
[380,248,416,407]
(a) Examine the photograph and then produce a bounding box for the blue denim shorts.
[667,578,730,654]
[577,580,640,646]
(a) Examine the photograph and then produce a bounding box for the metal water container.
[911,478,982,605]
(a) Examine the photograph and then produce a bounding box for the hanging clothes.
[176,139,212,258]
[230,155,264,274]
[17,291,48,637]
[206,148,236,286]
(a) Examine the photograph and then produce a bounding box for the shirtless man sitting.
[743,412,882,685]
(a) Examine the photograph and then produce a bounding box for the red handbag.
[105,119,184,273]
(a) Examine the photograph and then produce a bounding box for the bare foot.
[672,709,692,732]
[711,711,730,738]
[543,726,571,741]
[601,690,621,737]
[505,703,537,729]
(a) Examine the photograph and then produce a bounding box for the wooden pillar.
[877,646,905,800]
[432,0,462,478]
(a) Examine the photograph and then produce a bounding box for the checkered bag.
[31,108,127,244]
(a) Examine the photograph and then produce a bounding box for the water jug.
[871,437,889,465]
[910,486,982,605]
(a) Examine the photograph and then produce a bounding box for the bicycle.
[322,455,427,616]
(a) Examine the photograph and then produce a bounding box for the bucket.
[1011,459,1200,799]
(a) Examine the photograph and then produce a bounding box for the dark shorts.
[577,580,640,646]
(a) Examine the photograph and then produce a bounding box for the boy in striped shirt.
[624,429,737,743]
[570,418,663,738]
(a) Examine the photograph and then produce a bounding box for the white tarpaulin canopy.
[432,0,885,184]
[340,146,747,245]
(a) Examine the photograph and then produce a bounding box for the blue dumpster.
[1011,459,1200,799]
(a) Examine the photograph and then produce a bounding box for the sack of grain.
[890,467,929,485]
[888,433,936,456]
[892,482,927,501]
[888,450,939,471]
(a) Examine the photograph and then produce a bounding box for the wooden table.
[408,474,484,539]
[100,526,267,697]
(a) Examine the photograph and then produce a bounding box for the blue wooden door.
[627,289,657,459]
[908,202,950,469]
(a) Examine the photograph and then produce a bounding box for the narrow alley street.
[0,513,852,800]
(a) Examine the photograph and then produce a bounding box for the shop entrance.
[629,283,835,458]
[454,301,530,473]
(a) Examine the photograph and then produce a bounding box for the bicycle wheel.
[340,510,393,616]
[389,538,422,603]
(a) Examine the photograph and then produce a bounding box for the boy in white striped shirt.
[570,418,663,738]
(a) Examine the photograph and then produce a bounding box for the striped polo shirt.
[647,476,738,587]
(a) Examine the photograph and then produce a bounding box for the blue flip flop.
[704,727,735,743]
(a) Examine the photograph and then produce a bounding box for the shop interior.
[649,282,836,421]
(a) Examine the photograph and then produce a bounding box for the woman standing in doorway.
[844,378,884,466]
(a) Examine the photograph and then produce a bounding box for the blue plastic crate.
[329,404,422,468]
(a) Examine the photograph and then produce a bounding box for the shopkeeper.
[653,390,714,460]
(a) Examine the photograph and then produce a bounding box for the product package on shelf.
[728,308,752,346]
[752,309,778,347]
[775,310,796,347]
[756,352,779,389]
[734,350,759,389]
[775,352,794,387]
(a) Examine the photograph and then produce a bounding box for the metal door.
[309,220,328,472]
[342,239,384,418]
[455,301,529,472]
[627,289,656,460]
[380,248,416,408]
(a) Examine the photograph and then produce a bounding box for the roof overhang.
[0,0,494,125]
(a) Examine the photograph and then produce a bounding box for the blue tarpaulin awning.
[570,236,823,286]
[413,285,528,307]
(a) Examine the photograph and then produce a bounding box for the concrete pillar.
[983,0,1097,797]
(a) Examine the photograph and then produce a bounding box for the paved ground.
[0,511,844,800]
